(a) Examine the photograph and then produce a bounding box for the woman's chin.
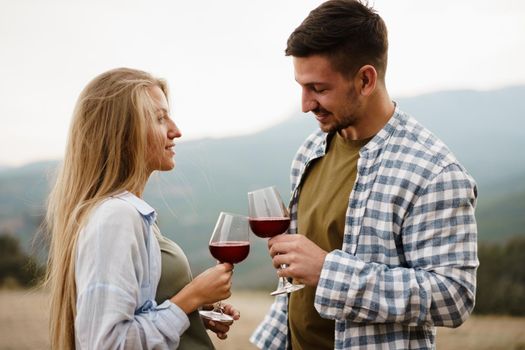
[164,161,176,171]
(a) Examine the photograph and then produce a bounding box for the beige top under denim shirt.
[154,224,215,349]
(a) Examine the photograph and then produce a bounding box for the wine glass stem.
[215,301,224,313]
[280,264,291,286]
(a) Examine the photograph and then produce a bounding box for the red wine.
[209,241,250,264]
[249,217,290,238]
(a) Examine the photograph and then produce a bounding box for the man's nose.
[301,89,318,113]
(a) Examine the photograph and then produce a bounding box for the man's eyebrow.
[294,78,326,86]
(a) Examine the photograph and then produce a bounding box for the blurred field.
[1,289,525,350]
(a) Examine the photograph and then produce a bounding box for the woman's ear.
[355,65,377,96]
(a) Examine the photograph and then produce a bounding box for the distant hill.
[396,86,525,185]
[1,86,524,287]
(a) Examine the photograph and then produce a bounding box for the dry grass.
[0,289,50,349]
[1,289,524,350]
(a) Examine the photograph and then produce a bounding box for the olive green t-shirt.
[289,132,369,350]
[153,224,215,350]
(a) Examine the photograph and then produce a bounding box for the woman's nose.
[168,120,182,139]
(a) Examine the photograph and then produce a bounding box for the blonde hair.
[44,68,168,349]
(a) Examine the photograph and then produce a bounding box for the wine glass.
[247,186,305,296]
[199,212,250,323]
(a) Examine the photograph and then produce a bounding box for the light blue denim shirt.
[75,191,190,349]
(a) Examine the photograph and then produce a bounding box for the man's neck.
[339,88,394,140]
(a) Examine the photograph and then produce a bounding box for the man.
[250,1,479,349]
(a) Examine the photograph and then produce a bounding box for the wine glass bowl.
[208,212,250,264]
[248,217,291,238]
[247,186,304,296]
[199,212,250,323]
[209,241,250,264]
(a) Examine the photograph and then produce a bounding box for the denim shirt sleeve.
[75,197,190,349]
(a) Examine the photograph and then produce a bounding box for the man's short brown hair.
[286,0,389,80]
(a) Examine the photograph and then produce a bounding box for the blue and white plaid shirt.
[251,106,478,349]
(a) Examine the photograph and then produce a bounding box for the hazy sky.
[1,0,524,166]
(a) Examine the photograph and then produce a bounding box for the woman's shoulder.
[86,196,143,228]
[82,196,146,241]
[95,196,141,217]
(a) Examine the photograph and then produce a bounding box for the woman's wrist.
[170,286,200,314]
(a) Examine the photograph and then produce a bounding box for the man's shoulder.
[391,110,459,169]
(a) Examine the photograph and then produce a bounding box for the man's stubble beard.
[321,88,360,134]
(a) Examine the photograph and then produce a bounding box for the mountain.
[1,86,524,287]
[396,86,525,185]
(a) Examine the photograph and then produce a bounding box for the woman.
[45,68,238,349]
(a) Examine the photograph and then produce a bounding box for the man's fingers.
[268,234,298,250]
[278,263,297,278]
[269,241,298,258]
[272,253,288,268]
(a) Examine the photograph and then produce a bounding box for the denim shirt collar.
[114,191,157,225]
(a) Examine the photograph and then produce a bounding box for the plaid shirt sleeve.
[315,158,478,327]
[249,293,289,350]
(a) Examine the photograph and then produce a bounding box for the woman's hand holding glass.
[201,303,240,339]
[169,262,233,315]
[198,212,250,323]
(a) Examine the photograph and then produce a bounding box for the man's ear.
[355,65,377,96]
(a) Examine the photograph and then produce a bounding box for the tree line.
[0,233,44,288]
[0,232,523,316]
[475,236,525,315]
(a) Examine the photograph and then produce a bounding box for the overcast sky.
[1,0,524,166]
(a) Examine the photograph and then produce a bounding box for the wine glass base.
[270,283,305,296]
[199,310,234,324]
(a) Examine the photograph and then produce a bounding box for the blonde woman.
[45,68,238,349]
